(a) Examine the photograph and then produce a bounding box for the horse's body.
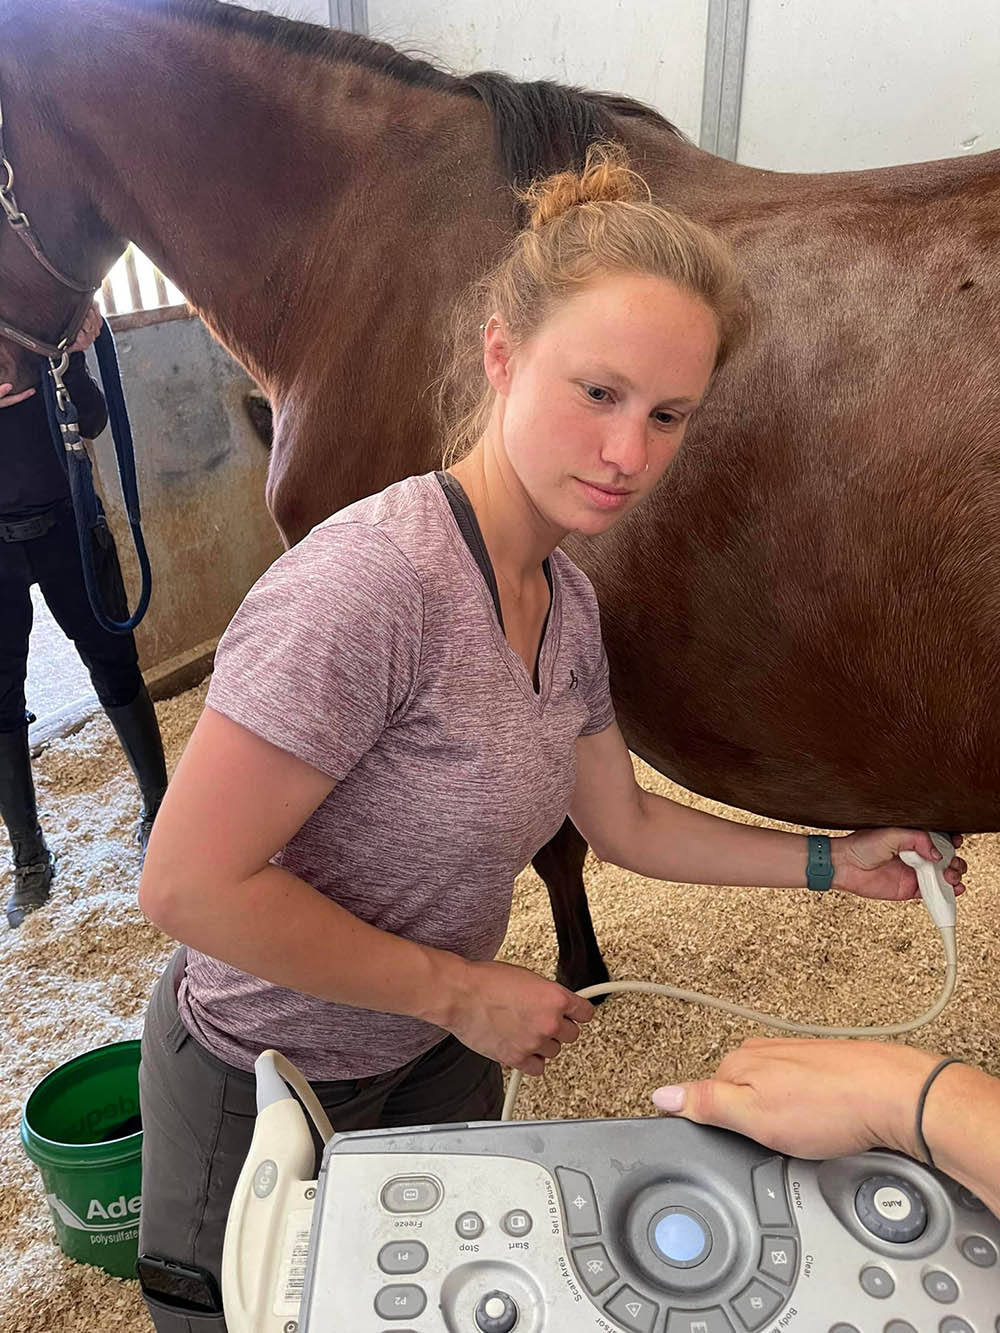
[3,0,999,989]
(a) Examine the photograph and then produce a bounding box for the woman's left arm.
[569,723,966,899]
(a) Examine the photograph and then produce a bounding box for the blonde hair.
[438,141,750,465]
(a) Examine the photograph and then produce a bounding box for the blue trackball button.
[650,1208,711,1266]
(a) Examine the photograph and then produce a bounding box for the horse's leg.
[531,818,610,996]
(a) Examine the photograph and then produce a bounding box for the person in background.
[0,301,168,927]
[653,1034,1000,1215]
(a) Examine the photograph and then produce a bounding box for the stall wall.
[366,0,710,141]
[91,316,281,691]
[738,0,1000,171]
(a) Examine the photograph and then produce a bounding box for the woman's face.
[485,271,721,538]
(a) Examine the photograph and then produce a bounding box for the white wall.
[224,0,1000,173]
[738,0,1000,171]
[229,0,332,27]
[367,0,710,142]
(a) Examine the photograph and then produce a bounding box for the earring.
[644,463,649,472]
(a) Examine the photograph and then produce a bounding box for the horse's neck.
[11,1,365,391]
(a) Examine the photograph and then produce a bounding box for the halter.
[0,84,97,362]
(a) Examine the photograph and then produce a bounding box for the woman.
[136,145,966,1329]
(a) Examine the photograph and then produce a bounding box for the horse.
[2,0,999,993]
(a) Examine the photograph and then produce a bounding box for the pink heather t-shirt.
[179,471,615,1079]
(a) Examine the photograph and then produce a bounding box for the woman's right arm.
[139,706,591,1072]
[140,705,449,1021]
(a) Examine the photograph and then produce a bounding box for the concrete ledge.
[147,637,218,702]
[28,638,216,756]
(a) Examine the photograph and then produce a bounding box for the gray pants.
[138,948,503,1331]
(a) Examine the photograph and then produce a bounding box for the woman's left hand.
[832,829,966,901]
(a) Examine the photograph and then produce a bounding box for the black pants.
[0,500,142,732]
[139,949,504,1331]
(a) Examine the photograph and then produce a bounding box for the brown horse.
[2,0,999,991]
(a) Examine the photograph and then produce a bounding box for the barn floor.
[2,682,998,1331]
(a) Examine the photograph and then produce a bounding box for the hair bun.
[520,141,648,230]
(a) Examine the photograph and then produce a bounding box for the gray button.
[573,1243,619,1295]
[828,1326,860,1333]
[380,1176,441,1214]
[731,1278,784,1330]
[456,1211,484,1239]
[961,1233,998,1266]
[377,1241,428,1275]
[958,1186,986,1211]
[374,1285,427,1319]
[501,1209,532,1237]
[884,1323,917,1333]
[556,1166,601,1236]
[752,1158,791,1227]
[252,1159,278,1199]
[855,1174,927,1244]
[665,1308,735,1333]
[940,1319,975,1333]
[923,1270,959,1303]
[759,1235,797,1285]
[859,1266,894,1298]
[605,1284,660,1333]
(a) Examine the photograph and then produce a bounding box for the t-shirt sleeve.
[569,570,616,737]
[206,522,424,780]
[580,635,616,736]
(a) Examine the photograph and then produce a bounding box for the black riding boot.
[0,726,56,928]
[104,685,168,858]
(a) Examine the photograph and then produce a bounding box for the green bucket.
[20,1039,143,1279]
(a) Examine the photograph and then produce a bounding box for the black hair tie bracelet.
[915,1056,963,1168]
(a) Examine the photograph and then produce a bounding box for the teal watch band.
[806,834,834,892]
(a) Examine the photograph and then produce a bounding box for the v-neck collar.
[429,471,559,704]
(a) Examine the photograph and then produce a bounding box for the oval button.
[960,1234,997,1267]
[380,1176,442,1214]
[377,1241,428,1275]
[374,1284,427,1320]
[252,1159,278,1199]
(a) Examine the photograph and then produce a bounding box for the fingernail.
[652,1085,685,1112]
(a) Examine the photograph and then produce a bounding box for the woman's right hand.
[0,381,36,407]
[442,959,595,1075]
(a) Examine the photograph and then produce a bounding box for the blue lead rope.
[41,318,152,634]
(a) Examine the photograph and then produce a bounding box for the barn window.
[98,243,189,329]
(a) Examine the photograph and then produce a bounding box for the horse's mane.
[151,0,683,189]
